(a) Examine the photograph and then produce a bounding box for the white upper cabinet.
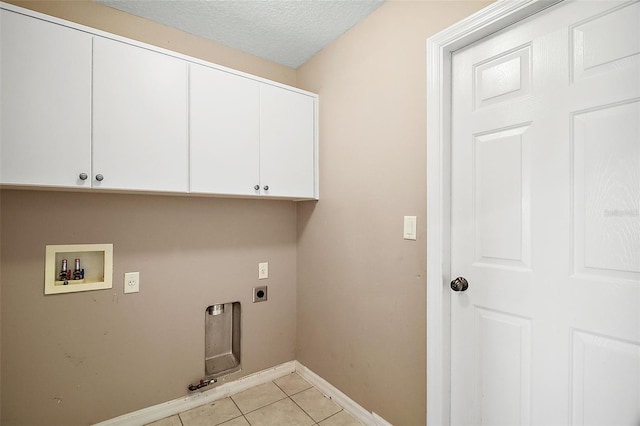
[92,37,189,192]
[1,4,317,199]
[190,64,260,196]
[259,84,316,199]
[190,65,318,199]
[0,9,92,188]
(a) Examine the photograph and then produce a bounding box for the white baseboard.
[94,361,296,426]
[294,361,393,426]
[95,360,393,426]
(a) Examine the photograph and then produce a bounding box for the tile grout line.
[272,376,320,425]
[228,395,250,426]
[235,378,317,425]
[273,374,314,397]
[317,409,347,425]
[271,379,287,395]
[158,375,356,426]
[287,392,317,423]
[270,379,313,423]
[318,409,346,425]
[230,381,289,417]
[278,378,339,425]
[287,394,317,425]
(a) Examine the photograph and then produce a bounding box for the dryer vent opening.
[204,302,241,378]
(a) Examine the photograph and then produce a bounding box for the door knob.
[450,277,469,292]
[263,185,269,191]
[254,185,260,191]
[95,174,104,182]
[78,173,88,181]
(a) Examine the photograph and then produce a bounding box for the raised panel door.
[0,9,92,187]
[92,37,188,192]
[451,1,639,424]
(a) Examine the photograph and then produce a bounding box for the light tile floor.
[147,373,363,426]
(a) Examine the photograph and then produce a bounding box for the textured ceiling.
[95,0,385,68]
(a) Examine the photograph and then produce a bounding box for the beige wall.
[1,190,298,425]
[1,2,299,424]
[296,1,490,424]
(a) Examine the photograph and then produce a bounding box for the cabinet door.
[259,84,316,199]
[93,37,188,192]
[190,64,260,195]
[0,10,92,187]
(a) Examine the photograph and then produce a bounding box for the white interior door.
[450,1,640,424]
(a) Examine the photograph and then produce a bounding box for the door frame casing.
[425,1,562,424]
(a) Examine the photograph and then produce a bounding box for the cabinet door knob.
[254,185,260,191]
[95,174,104,182]
[263,185,269,191]
[79,173,88,181]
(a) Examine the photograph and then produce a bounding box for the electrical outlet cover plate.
[124,272,139,293]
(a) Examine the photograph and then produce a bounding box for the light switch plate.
[258,262,268,279]
[403,216,417,240]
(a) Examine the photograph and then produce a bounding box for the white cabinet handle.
[79,173,88,181]
[95,174,104,182]
[254,185,260,191]
[263,185,269,191]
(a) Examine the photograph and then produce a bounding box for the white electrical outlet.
[124,272,140,293]
[258,262,268,280]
